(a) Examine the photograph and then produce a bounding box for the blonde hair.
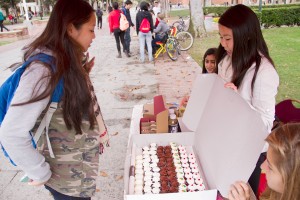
[261,123,300,200]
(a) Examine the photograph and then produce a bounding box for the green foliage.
[203,4,300,28]
[260,7,300,27]
[188,27,300,102]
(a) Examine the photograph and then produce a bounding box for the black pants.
[113,28,125,52]
[97,16,102,28]
[0,20,9,32]
[248,152,266,196]
[45,185,91,200]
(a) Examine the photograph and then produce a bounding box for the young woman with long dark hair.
[0,0,109,199]
[216,4,279,195]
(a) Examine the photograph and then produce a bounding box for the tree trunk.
[189,0,206,38]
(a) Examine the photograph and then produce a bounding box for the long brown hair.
[216,4,275,92]
[21,0,96,134]
[261,123,300,200]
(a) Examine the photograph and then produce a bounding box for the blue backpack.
[0,53,63,166]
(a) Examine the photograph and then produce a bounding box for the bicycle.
[154,26,180,61]
[172,16,194,51]
[172,16,189,32]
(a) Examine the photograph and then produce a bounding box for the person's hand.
[228,181,250,200]
[83,52,95,73]
[224,82,238,92]
[28,179,47,186]
[180,96,190,107]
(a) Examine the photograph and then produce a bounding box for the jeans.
[138,31,153,62]
[113,28,125,53]
[45,185,91,200]
[0,20,9,32]
[97,16,102,28]
[124,28,131,52]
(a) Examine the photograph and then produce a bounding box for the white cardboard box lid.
[182,74,268,197]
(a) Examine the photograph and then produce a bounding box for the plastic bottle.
[169,114,178,133]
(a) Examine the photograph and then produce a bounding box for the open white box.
[124,74,268,200]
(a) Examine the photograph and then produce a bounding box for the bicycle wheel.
[176,31,194,51]
[166,39,178,61]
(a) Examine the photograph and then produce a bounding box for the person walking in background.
[122,0,135,56]
[202,48,217,73]
[0,10,10,32]
[228,123,300,200]
[96,6,103,29]
[216,4,279,195]
[0,0,109,199]
[136,1,154,63]
[108,2,127,58]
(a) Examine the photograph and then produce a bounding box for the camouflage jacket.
[35,83,108,198]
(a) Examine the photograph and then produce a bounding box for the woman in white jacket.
[216,4,279,196]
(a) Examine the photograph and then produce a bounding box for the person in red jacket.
[108,2,127,58]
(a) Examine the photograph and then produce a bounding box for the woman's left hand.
[84,52,95,73]
[228,181,250,200]
[224,82,238,92]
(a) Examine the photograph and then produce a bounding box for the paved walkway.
[0,13,204,200]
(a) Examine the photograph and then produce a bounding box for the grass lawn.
[188,27,300,103]
[0,41,12,46]
[169,9,190,18]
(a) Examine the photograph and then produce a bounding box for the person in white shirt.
[152,1,161,17]
[216,4,279,196]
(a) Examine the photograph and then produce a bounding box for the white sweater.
[218,55,279,133]
[0,51,52,182]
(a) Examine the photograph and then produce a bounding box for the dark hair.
[21,0,96,134]
[112,2,119,10]
[125,0,133,5]
[108,5,113,13]
[216,4,274,92]
[202,48,217,74]
[140,1,149,11]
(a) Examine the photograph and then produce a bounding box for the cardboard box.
[125,74,268,199]
[140,95,168,133]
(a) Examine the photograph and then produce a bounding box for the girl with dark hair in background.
[216,4,279,195]
[202,48,217,74]
[0,0,109,199]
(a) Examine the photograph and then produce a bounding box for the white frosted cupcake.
[152,176,160,182]
[183,167,191,174]
[144,185,152,194]
[135,169,143,175]
[195,178,203,185]
[181,162,189,168]
[191,167,199,174]
[152,167,160,172]
[184,172,193,179]
[134,185,143,194]
[175,167,184,173]
[177,177,185,184]
[176,172,184,179]
[144,175,152,182]
[144,171,153,177]
[152,181,161,188]
[144,180,152,187]
[135,163,143,170]
[180,157,188,163]
[189,162,198,168]
[152,187,160,194]
[143,157,151,163]
[142,146,150,151]
[192,172,201,179]
[135,174,143,180]
[150,163,157,168]
[186,178,195,185]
